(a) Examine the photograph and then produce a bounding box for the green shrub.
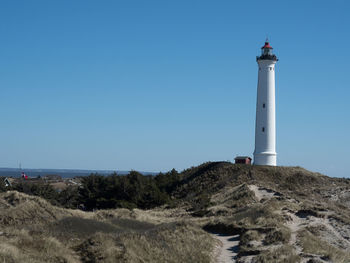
[0,177,6,192]
[13,182,60,206]
[78,171,175,211]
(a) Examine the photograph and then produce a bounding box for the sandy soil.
[248,184,276,202]
[211,233,239,263]
[248,184,350,262]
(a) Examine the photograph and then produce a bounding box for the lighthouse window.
[263,103,265,108]
[262,127,265,132]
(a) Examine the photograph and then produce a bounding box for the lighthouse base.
[253,152,277,166]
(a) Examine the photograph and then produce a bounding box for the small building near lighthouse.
[234,156,252,165]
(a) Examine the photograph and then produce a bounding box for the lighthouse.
[253,40,278,166]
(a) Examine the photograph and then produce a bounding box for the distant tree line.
[1,169,182,211]
[0,179,6,192]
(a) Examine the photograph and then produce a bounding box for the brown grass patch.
[298,230,350,263]
[255,245,300,263]
[76,222,214,263]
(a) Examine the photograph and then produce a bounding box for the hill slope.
[1,162,350,262]
[172,162,350,262]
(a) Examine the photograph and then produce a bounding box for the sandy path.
[211,233,239,263]
[248,185,276,202]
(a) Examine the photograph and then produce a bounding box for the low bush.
[256,245,300,263]
[239,230,260,247]
[263,226,291,245]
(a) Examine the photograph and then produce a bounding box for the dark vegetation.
[50,217,157,239]
[5,181,80,208]
[1,169,182,211]
[2,161,350,214]
[78,171,172,210]
[0,178,6,192]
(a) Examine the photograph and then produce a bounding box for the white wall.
[254,59,277,166]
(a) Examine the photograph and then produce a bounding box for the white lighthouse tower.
[253,40,278,166]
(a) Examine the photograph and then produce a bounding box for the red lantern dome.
[261,42,273,49]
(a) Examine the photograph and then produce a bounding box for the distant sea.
[0,168,157,178]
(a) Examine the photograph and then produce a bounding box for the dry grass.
[238,230,262,256]
[0,228,80,263]
[0,191,91,226]
[298,230,350,263]
[0,191,215,263]
[76,222,214,263]
[255,245,300,263]
[120,223,213,263]
[263,226,291,245]
[209,184,256,216]
[240,230,260,246]
[229,203,283,228]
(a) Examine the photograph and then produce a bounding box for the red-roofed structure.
[234,156,252,165]
[261,42,273,49]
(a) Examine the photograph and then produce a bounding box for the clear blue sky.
[0,0,349,177]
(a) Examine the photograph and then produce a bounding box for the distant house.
[3,177,12,187]
[21,172,28,180]
[234,156,252,165]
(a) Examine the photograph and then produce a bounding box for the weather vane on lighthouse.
[253,40,278,166]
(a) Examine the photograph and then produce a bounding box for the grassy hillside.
[0,191,214,263]
[173,162,350,262]
[1,162,350,262]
